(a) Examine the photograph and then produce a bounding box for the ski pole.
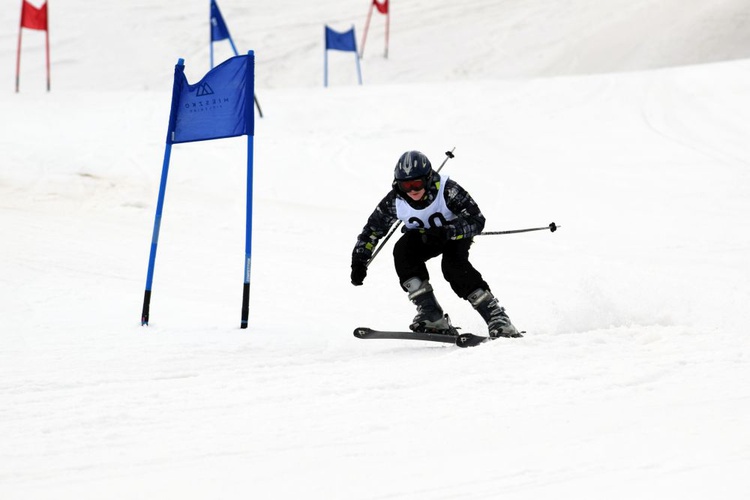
[366,148,456,267]
[478,222,560,236]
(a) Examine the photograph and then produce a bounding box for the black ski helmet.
[393,150,433,183]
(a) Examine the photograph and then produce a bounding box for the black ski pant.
[393,230,489,300]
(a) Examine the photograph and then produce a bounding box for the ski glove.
[351,261,367,286]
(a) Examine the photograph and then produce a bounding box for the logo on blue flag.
[210,0,231,42]
[169,55,253,144]
[325,26,357,53]
[196,83,214,97]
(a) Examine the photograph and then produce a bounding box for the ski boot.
[467,288,521,338]
[403,277,452,333]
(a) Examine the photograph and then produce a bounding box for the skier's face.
[397,177,427,201]
[406,188,426,201]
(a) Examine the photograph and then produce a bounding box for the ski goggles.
[397,177,427,192]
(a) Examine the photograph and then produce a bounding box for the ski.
[353,327,490,348]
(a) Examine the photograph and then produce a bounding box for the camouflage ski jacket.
[352,173,486,263]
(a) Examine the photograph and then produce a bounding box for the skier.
[350,150,520,338]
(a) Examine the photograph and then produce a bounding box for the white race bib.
[396,176,457,229]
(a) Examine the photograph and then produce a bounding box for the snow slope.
[1,1,750,499]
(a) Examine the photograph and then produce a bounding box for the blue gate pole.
[353,25,362,85]
[141,143,174,326]
[227,35,239,57]
[355,51,362,85]
[141,58,185,326]
[241,50,256,329]
[241,133,254,328]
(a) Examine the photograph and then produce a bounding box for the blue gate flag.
[169,55,252,144]
[142,52,256,328]
[324,25,362,87]
[325,26,357,52]
[210,0,231,42]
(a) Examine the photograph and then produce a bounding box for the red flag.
[21,1,48,31]
[374,0,388,15]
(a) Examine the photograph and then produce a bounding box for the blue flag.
[210,0,231,42]
[169,55,252,144]
[325,26,357,52]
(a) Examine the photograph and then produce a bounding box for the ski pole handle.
[438,148,455,168]
[478,222,560,236]
[366,148,456,268]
